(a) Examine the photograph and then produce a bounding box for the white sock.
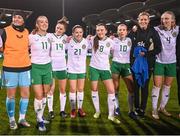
[47,94,53,112]
[152,86,160,111]
[60,92,66,112]
[108,93,116,117]
[9,117,15,122]
[69,92,76,110]
[160,85,171,109]
[115,91,119,109]
[128,92,134,112]
[92,91,100,113]
[42,97,47,115]
[34,98,43,122]
[19,114,25,121]
[77,91,84,109]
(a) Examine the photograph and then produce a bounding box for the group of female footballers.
[0,10,179,132]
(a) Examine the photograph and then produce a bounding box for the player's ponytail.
[93,35,99,53]
[57,16,69,30]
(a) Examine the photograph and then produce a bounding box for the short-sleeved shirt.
[50,33,67,71]
[90,37,114,70]
[112,37,132,64]
[67,38,89,73]
[29,33,51,64]
[154,26,179,64]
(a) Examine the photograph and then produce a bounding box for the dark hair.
[57,16,69,30]
[13,10,26,21]
[93,23,107,52]
[72,25,83,33]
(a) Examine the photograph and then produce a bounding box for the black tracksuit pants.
[133,70,152,111]
[177,67,180,105]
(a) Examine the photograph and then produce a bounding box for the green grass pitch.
[0,57,180,135]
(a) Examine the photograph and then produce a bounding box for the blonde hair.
[161,11,176,28]
[162,11,175,20]
[31,16,48,34]
[138,11,150,20]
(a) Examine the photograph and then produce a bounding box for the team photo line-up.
[0,10,180,132]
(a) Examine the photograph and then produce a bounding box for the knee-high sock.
[19,98,29,121]
[69,92,76,110]
[6,97,15,122]
[41,97,47,116]
[115,91,119,109]
[60,92,66,112]
[77,91,84,109]
[108,93,116,117]
[34,98,43,122]
[160,85,171,109]
[47,94,53,112]
[92,91,100,113]
[152,86,160,111]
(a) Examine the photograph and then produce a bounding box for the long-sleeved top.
[129,26,162,70]
[176,27,180,67]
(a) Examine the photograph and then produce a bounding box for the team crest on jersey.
[106,42,110,47]
[127,40,132,46]
[82,44,86,49]
[172,31,177,37]
[62,39,66,44]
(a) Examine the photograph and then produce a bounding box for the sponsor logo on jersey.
[137,41,145,47]
[35,38,39,41]
[82,44,86,49]
[16,35,23,39]
[106,42,110,47]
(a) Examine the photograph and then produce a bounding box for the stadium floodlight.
[5,13,12,17]
[115,21,121,24]
[125,19,131,22]
[0,21,6,24]
[149,14,156,18]
[106,23,111,25]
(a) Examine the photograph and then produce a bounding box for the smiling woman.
[129,11,162,119]
[0,10,31,130]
